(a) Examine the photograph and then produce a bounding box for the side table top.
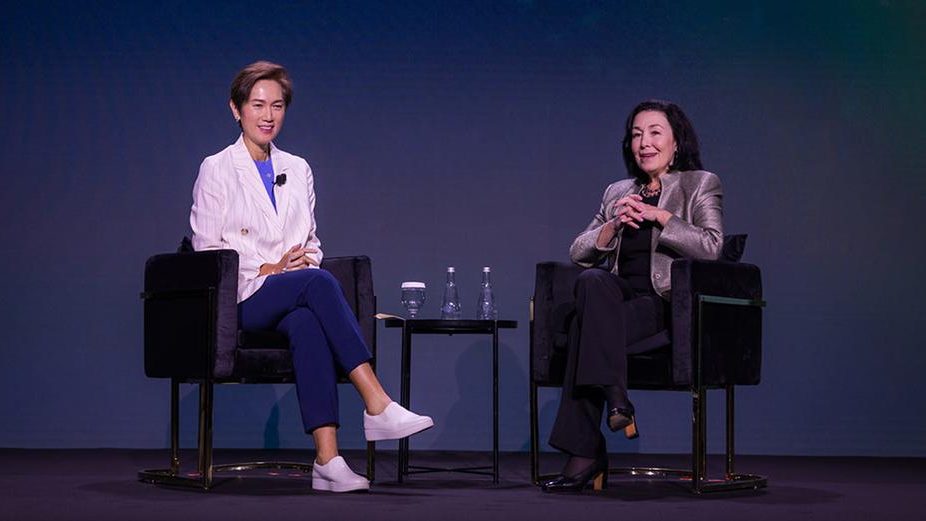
[383,318,518,332]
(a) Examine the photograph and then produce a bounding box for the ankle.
[608,406,634,416]
[315,452,338,466]
[562,454,600,478]
[365,397,392,416]
[603,385,631,413]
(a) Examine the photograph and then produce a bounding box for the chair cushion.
[228,348,294,383]
[627,330,671,355]
[721,234,747,262]
[178,236,194,253]
[238,329,289,350]
[627,346,677,389]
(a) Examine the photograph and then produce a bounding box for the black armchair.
[139,246,377,490]
[529,235,766,493]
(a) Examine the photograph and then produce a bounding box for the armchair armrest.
[143,250,239,379]
[320,256,376,353]
[670,259,764,387]
[530,262,584,385]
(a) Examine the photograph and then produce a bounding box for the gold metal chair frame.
[138,378,376,490]
[529,294,767,494]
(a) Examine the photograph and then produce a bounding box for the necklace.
[640,183,661,198]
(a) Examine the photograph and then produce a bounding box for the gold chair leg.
[197,380,215,489]
[726,385,735,478]
[691,386,707,493]
[169,379,180,474]
[528,299,541,486]
[366,441,375,482]
[529,381,540,485]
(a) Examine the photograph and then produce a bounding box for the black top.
[617,192,660,296]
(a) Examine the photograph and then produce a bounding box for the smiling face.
[630,110,677,179]
[229,79,286,159]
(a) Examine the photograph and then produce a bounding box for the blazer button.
[241,228,249,236]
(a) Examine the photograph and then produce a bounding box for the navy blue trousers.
[238,268,372,433]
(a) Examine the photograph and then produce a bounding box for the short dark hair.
[621,99,702,183]
[229,61,293,110]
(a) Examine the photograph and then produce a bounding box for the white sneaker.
[311,456,370,493]
[363,402,434,441]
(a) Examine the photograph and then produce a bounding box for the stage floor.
[1,449,922,520]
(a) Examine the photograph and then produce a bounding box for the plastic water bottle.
[440,267,462,319]
[476,267,498,320]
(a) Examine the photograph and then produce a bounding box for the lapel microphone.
[273,174,287,187]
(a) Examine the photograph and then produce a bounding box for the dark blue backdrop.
[2,1,924,456]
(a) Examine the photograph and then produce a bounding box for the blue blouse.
[254,157,276,211]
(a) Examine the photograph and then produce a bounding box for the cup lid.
[401,281,426,289]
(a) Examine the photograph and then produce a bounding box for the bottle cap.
[447,267,455,273]
[482,266,491,272]
[401,281,426,289]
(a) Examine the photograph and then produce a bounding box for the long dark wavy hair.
[621,99,703,183]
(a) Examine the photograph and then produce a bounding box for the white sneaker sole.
[311,478,370,493]
[364,417,434,441]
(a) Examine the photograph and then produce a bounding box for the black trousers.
[548,268,668,458]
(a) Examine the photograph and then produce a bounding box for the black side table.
[383,318,518,484]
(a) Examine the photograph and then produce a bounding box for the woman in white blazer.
[542,100,724,493]
[190,62,433,493]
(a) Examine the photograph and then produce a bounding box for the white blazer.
[190,135,323,303]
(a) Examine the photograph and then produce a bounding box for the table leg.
[492,324,499,484]
[399,323,412,483]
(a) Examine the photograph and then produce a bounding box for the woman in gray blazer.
[542,100,724,493]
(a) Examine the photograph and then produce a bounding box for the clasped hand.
[596,195,670,247]
[611,194,666,229]
[262,244,319,276]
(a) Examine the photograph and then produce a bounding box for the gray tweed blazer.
[569,170,724,298]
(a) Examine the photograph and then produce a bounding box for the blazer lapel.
[231,136,282,229]
[651,171,681,249]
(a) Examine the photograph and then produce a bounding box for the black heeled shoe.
[608,407,639,439]
[540,456,608,493]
